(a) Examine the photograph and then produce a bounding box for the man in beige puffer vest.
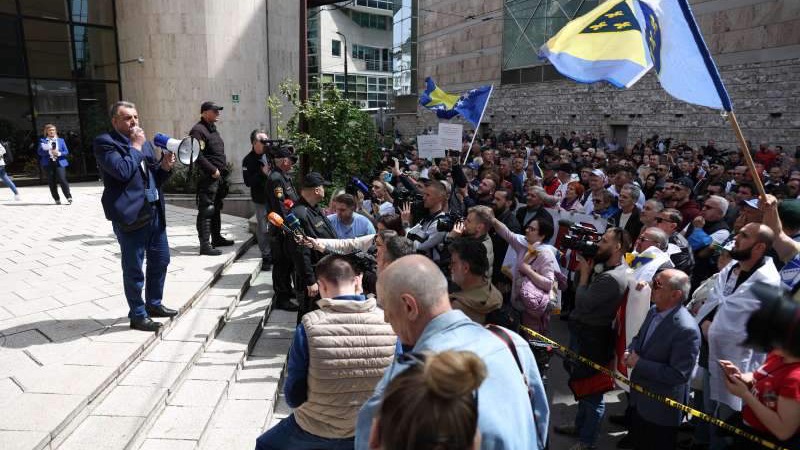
[255,254,399,450]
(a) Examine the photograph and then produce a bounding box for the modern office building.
[0,0,298,185]
[396,0,800,150]
[308,0,394,111]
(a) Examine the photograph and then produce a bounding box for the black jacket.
[189,119,226,175]
[265,167,299,220]
[515,206,553,230]
[611,207,643,241]
[287,197,337,287]
[242,150,269,204]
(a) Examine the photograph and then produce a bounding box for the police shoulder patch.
[274,187,284,199]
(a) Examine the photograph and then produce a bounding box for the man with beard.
[447,205,494,280]
[555,227,631,450]
[489,188,521,290]
[666,177,701,230]
[448,237,502,324]
[470,177,496,207]
[705,223,780,450]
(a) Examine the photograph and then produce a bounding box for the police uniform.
[190,101,232,255]
[288,172,337,322]
[265,147,300,309]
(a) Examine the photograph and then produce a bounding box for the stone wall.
[116,0,298,186]
[399,0,800,150]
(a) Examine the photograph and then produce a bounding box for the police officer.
[241,129,272,270]
[265,145,300,311]
[288,172,337,322]
[190,101,233,256]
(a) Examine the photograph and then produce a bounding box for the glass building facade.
[391,0,415,97]
[0,0,121,178]
[501,0,599,84]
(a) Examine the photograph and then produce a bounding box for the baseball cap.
[590,168,605,178]
[744,198,759,209]
[779,199,800,230]
[273,146,296,159]
[200,101,224,113]
[302,172,332,188]
[673,177,694,190]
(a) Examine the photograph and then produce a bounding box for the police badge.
[274,187,284,199]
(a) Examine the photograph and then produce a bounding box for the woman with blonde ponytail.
[368,350,487,450]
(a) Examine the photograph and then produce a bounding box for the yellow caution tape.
[519,325,792,450]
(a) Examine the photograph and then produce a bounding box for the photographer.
[555,227,630,450]
[241,129,272,270]
[447,205,494,280]
[403,180,449,266]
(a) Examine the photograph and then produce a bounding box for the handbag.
[567,371,615,400]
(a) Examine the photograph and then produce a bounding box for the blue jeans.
[0,167,18,195]
[568,322,606,446]
[112,208,169,319]
[255,414,354,450]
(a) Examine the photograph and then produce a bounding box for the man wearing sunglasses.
[655,209,695,275]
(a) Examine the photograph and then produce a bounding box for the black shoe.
[616,433,633,449]
[609,414,628,427]
[130,317,163,332]
[200,245,222,256]
[146,304,178,318]
[261,258,272,271]
[67,197,73,205]
[212,236,234,247]
[274,297,298,312]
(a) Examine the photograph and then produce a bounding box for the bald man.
[355,255,549,450]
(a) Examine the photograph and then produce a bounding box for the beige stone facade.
[115,0,299,184]
[397,0,800,149]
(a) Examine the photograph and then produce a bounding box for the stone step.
[197,308,295,450]
[52,244,263,450]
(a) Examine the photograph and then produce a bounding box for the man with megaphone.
[94,101,178,332]
[190,101,234,256]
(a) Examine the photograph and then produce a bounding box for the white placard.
[417,135,444,159]
[438,123,463,152]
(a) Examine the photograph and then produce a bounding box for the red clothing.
[754,150,778,169]
[742,352,800,435]
[542,177,561,196]
[676,199,701,231]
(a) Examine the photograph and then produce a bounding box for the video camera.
[393,187,425,217]
[436,211,464,232]
[561,224,603,258]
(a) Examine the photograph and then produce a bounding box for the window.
[73,25,118,80]
[23,19,74,79]
[355,0,393,10]
[331,39,341,57]
[20,0,68,20]
[351,11,387,30]
[0,16,26,77]
[352,44,389,72]
[503,0,600,82]
[70,0,115,26]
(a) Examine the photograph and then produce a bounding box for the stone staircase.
[50,246,294,450]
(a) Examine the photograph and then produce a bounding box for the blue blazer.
[93,130,171,228]
[629,305,701,426]
[37,137,70,167]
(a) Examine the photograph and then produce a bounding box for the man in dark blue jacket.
[94,101,178,332]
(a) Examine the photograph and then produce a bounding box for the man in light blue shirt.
[327,193,375,239]
[355,255,549,450]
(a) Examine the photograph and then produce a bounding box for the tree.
[268,80,380,189]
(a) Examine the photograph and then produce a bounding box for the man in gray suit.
[623,269,701,450]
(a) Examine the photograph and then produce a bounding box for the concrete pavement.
[0,182,253,449]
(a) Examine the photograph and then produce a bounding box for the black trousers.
[631,410,678,450]
[196,174,228,239]
[269,234,294,300]
[46,165,71,201]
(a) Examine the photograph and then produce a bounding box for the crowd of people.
[248,128,800,450]
[87,100,800,450]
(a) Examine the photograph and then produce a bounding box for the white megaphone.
[153,133,200,165]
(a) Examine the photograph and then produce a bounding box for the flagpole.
[727,111,767,199]
[462,85,494,165]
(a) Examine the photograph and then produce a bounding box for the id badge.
[145,187,159,203]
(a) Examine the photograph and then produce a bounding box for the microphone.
[283,199,294,210]
[284,212,305,236]
[267,212,297,237]
[352,177,370,194]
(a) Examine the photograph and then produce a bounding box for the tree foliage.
[268,80,380,189]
